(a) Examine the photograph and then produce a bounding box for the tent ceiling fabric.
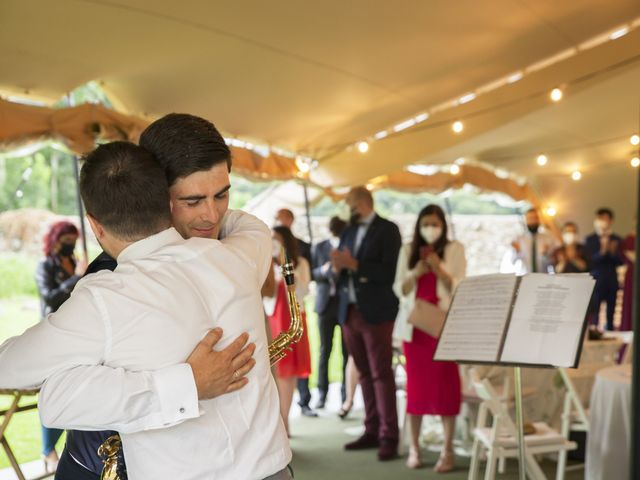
[1,0,639,193]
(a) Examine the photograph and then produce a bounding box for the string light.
[571,170,582,181]
[550,88,563,102]
[536,155,548,166]
[295,156,311,173]
[450,164,461,175]
[545,206,557,217]
[357,141,369,153]
[452,121,464,133]
[631,134,640,146]
[632,157,640,168]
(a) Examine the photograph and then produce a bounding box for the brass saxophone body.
[268,248,304,365]
[99,247,303,479]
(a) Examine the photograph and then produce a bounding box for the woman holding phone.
[393,204,466,473]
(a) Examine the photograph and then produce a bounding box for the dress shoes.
[300,405,318,417]
[377,439,399,461]
[314,397,326,409]
[344,433,379,450]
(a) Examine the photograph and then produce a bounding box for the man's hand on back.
[187,328,256,399]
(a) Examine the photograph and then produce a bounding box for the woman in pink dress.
[265,226,312,435]
[393,204,466,473]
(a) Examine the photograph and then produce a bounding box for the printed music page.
[500,273,595,367]
[434,274,518,362]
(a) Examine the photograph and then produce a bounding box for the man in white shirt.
[508,208,558,275]
[0,142,291,479]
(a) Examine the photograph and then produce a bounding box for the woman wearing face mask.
[553,222,589,273]
[393,205,466,473]
[34,221,87,472]
[264,225,312,436]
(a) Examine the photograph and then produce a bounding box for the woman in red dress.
[393,205,466,473]
[265,226,312,435]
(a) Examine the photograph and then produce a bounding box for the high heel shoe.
[337,402,352,420]
[434,449,455,473]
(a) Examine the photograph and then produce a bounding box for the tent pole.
[303,182,313,245]
[72,155,89,261]
[631,107,640,480]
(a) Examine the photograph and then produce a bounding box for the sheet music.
[434,274,518,362]
[500,273,595,367]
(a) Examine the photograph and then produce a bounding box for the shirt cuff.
[153,363,200,426]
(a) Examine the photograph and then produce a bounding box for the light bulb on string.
[632,157,640,168]
[545,206,557,217]
[357,141,369,153]
[537,155,548,166]
[450,164,461,175]
[571,170,582,181]
[550,88,563,102]
[631,135,640,146]
[452,121,464,133]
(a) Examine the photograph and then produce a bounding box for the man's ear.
[169,199,174,212]
[86,214,104,240]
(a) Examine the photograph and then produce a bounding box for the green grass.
[0,295,342,470]
[0,254,38,298]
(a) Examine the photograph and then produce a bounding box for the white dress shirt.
[348,211,376,303]
[507,229,558,275]
[0,211,291,480]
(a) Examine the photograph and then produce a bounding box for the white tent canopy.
[1,0,639,231]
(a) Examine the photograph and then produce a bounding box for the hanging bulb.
[550,88,563,102]
[571,170,582,181]
[357,141,369,153]
[452,121,464,133]
[536,155,548,166]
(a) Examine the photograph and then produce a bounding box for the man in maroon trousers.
[331,186,402,461]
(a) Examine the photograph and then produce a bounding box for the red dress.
[268,279,312,378]
[403,272,461,416]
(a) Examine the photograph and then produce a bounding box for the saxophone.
[99,247,303,479]
[268,247,304,365]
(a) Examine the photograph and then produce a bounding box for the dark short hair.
[408,204,449,269]
[563,221,578,230]
[273,226,300,267]
[596,208,614,219]
[80,141,171,240]
[328,216,347,237]
[525,207,538,215]
[139,113,231,186]
[277,208,295,221]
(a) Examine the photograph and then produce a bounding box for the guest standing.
[34,221,86,472]
[621,230,636,331]
[553,222,590,274]
[509,208,558,274]
[311,216,348,409]
[586,208,623,330]
[332,186,402,461]
[393,204,466,473]
[266,226,313,435]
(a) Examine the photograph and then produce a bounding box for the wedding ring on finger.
[233,370,239,380]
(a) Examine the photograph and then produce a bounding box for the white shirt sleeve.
[0,284,106,389]
[39,363,200,434]
[219,210,272,286]
[294,257,311,298]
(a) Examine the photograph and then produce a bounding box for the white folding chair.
[468,375,577,480]
[556,368,589,475]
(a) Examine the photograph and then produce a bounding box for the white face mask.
[329,237,340,249]
[562,232,577,245]
[594,219,609,236]
[272,239,282,259]
[420,226,442,244]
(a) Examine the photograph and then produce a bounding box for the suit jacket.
[35,255,80,318]
[311,239,336,314]
[336,214,402,325]
[297,237,312,267]
[585,233,623,285]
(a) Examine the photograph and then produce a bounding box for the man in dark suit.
[331,187,402,461]
[311,216,347,409]
[274,207,317,417]
[585,207,623,330]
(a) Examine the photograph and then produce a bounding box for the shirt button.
[179,407,185,414]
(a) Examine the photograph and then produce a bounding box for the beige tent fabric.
[0,98,148,154]
[230,146,300,181]
[364,166,541,207]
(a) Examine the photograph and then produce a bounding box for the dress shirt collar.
[117,227,184,263]
[359,211,376,227]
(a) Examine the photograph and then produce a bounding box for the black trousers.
[55,449,100,480]
[315,296,347,401]
[590,280,619,330]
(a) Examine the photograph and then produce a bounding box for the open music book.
[433,273,595,368]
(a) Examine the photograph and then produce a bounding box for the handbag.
[407,299,446,338]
